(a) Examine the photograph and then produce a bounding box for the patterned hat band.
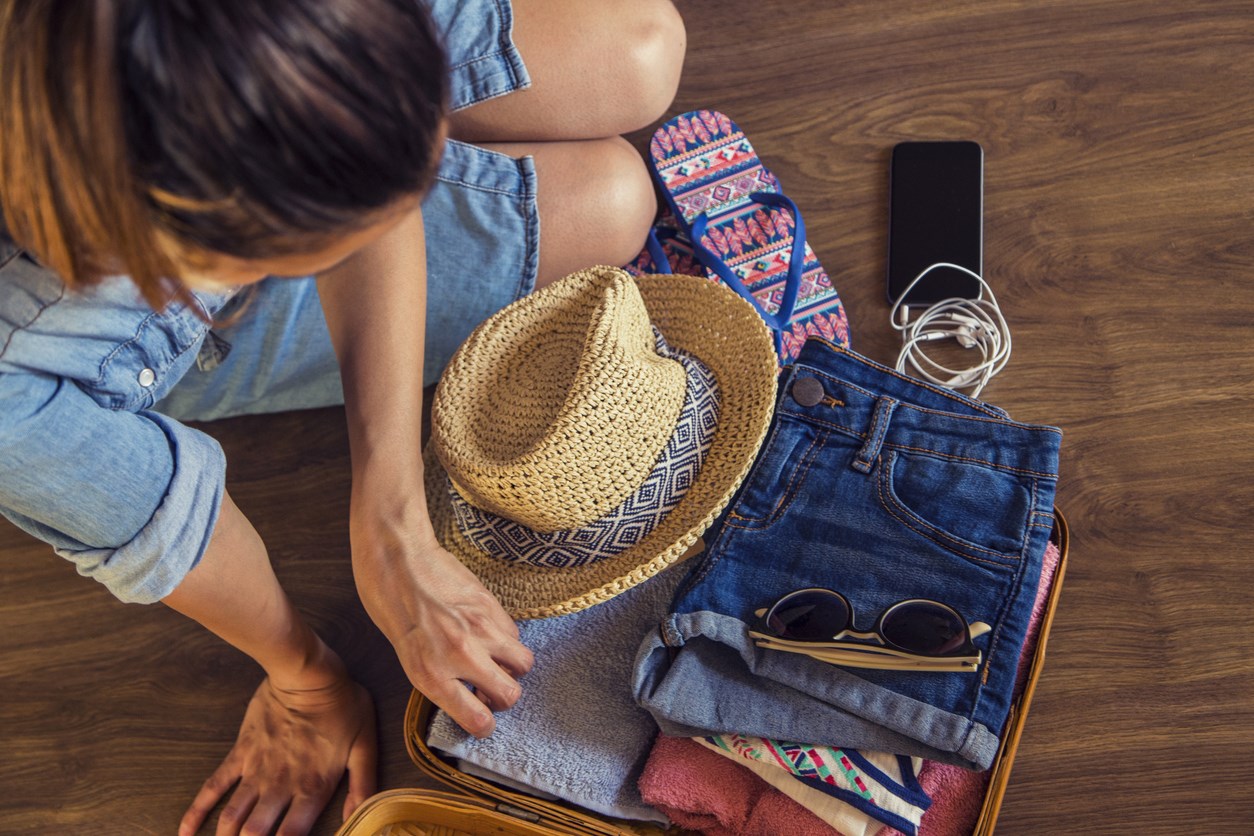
[446,327,722,569]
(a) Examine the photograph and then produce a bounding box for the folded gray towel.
[427,565,686,824]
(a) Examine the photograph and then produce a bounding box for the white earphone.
[889,263,1012,398]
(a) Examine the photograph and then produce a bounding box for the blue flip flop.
[647,109,850,362]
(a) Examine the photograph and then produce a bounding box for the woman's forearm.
[316,203,431,535]
[314,203,534,737]
[161,489,343,690]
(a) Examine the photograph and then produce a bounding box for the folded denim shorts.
[633,340,1062,770]
[158,0,537,421]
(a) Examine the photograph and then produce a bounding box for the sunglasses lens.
[881,601,968,655]
[765,590,849,641]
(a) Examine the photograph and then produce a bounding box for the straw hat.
[425,266,777,619]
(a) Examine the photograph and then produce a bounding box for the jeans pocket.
[725,417,827,529]
[878,449,1034,564]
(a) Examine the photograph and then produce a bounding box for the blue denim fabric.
[155,139,539,421]
[157,0,538,419]
[0,248,232,602]
[0,0,534,603]
[632,340,1061,770]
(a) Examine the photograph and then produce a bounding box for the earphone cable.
[889,263,1012,398]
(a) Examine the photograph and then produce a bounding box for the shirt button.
[138,368,156,388]
[790,375,825,407]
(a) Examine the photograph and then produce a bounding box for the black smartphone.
[886,140,984,306]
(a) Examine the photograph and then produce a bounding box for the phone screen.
[886,141,983,305]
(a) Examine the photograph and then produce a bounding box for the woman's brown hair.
[0,0,448,309]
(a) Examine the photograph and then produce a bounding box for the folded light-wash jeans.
[632,340,1061,770]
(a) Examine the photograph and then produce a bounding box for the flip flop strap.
[688,191,807,335]
[644,227,675,275]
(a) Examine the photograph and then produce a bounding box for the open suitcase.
[338,512,1070,836]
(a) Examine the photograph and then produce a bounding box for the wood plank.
[3,0,1252,831]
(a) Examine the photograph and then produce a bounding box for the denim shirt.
[0,0,537,605]
[0,237,234,603]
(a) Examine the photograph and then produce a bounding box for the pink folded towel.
[639,733,838,836]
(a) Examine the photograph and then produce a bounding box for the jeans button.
[791,375,824,407]
[138,368,156,388]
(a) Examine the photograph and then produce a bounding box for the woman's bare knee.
[487,136,656,288]
[613,0,687,133]
[450,0,686,142]
[583,137,659,266]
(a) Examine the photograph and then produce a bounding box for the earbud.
[954,323,982,349]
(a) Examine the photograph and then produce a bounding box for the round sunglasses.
[750,588,990,670]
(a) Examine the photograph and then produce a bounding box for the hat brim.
[424,273,779,619]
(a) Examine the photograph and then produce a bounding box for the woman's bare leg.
[482,137,658,288]
[450,0,686,143]
[450,0,685,286]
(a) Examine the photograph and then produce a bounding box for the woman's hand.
[353,524,534,739]
[178,666,376,836]
[164,491,379,835]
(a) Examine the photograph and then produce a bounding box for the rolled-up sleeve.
[0,371,225,603]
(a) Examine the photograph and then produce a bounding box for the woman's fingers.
[341,714,379,821]
[493,631,536,681]
[275,794,330,836]
[426,676,501,738]
[234,793,288,836]
[213,782,260,836]
[179,759,243,836]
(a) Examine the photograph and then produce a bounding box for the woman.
[0,0,685,833]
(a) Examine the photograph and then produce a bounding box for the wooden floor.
[3,1,1252,832]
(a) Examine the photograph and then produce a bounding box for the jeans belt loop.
[852,395,898,474]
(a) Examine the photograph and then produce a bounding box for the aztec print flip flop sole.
[648,110,850,361]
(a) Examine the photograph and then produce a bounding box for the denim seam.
[683,522,729,590]
[450,77,521,112]
[1029,507,1055,530]
[98,307,206,411]
[98,311,158,388]
[684,482,755,589]
[887,442,1057,479]
[975,484,1036,701]
[510,158,540,307]
[778,407,1058,479]
[783,381,1061,436]
[433,175,523,197]
[875,453,1021,566]
[725,429,827,530]
[678,416,792,589]
[717,415,786,522]
[793,368,1061,437]
[447,0,531,110]
[854,396,897,472]
[976,478,1039,703]
[0,282,64,362]
[448,49,510,73]
[1022,480,1038,559]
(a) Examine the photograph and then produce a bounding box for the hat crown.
[432,267,688,532]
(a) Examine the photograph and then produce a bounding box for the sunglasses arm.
[754,639,980,672]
